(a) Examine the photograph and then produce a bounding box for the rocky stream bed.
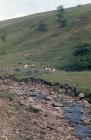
[0,78,90,140]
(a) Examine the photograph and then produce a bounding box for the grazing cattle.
[24,64,28,69]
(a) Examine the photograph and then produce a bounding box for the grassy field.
[11,70,91,96]
[0,4,91,95]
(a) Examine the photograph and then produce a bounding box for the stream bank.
[0,77,90,140]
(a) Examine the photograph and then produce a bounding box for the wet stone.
[52,102,63,107]
[30,92,44,100]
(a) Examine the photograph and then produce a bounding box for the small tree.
[57,5,64,17]
[37,20,48,32]
[57,5,67,28]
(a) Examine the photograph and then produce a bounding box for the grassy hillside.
[0,4,91,68]
[0,4,91,94]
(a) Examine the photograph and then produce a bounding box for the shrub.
[71,43,91,71]
[37,20,48,32]
[14,68,20,72]
[0,34,6,42]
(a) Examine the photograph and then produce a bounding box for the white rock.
[79,92,85,98]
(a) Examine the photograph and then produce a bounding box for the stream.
[30,92,91,140]
[63,102,91,140]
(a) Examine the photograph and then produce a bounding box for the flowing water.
[63,102,91,140]
[30,92,91,140]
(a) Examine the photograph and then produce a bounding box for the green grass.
[0,4,91,68]
[11,70,91,96]
[0,4,91,94]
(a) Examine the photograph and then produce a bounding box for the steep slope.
[0,4,91,69]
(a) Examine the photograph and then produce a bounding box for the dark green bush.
[14,68,20,72]
[72,43,91,70]
[37,20,48,32]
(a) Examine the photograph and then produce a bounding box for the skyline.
[0,0,91,21]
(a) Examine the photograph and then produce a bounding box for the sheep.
[24,64,28,69]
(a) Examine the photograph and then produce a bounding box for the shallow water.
[63,102,91,140]
[30,92,44,100]
[30,92,91,139]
